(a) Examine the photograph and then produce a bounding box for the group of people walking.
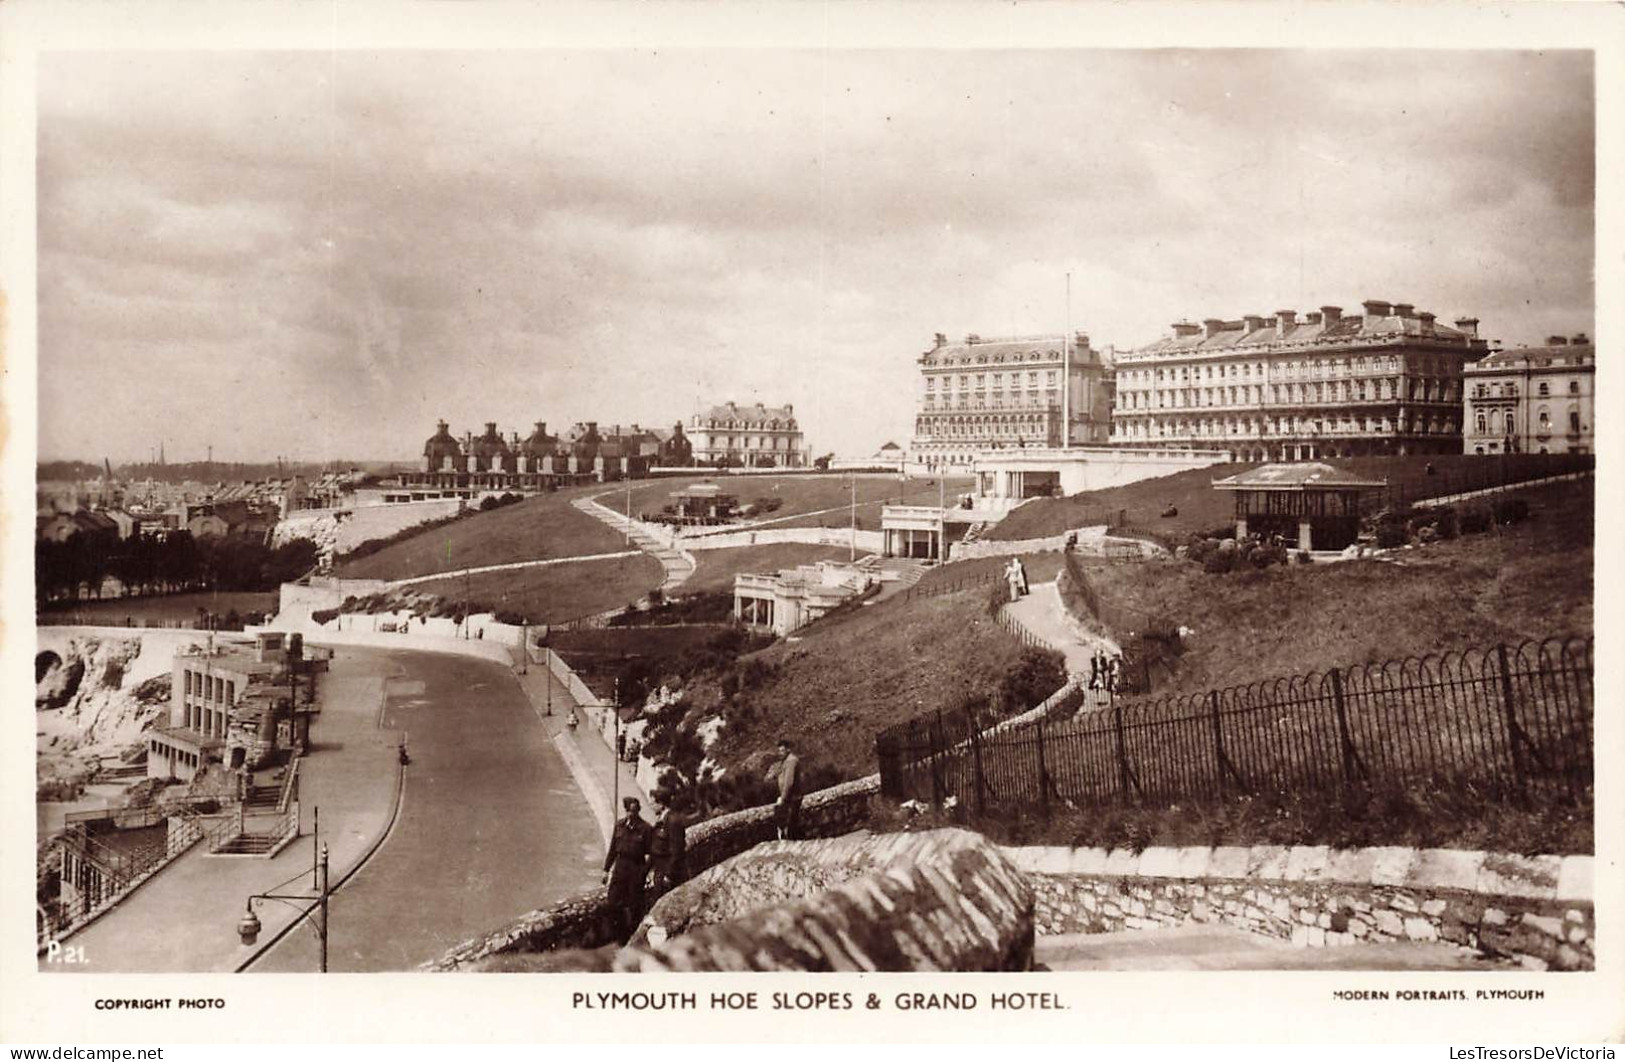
[602,796,688,943]
[1088,650,1125,695]
[599,737,804,944]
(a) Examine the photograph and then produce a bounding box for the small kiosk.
[1212,463,1386,552]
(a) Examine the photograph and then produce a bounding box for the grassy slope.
[335,487,625,580]
[704,586,1039,779]
[1086,479,1592,693]
[622,473,974,529]
[410,553,665,624]
[987,454,1589,542]
[684,544,858,594]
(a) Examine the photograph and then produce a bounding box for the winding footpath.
[573,493,696,592]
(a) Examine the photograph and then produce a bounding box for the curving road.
[251,650,602,972]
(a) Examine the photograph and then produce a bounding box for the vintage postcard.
[1,0,1620,1045]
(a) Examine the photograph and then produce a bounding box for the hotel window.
[1505,412,1516,434]
[1476,413,1487,435]
[1538,382,1550,397]
[1570,410,1581,433]
[1538,407,1551,432]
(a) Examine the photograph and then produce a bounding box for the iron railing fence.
[876,636,1592,815]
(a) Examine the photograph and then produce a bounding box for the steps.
[212,833,281,855]
[243,786,280,811]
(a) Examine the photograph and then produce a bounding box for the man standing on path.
[647,800,688,901]
[602,796,652,943]
[768,738,802,840]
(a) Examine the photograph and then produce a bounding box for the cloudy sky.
[37,47,1594,463]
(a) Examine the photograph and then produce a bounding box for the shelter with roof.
[688,401,807,468]
[1212,462,1386,553]
[1462,334,1593,455]
[911,331,1113,470]
[1112,299,1490,461]
[733,561,878,635]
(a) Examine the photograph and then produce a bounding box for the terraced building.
[1111,299,1490,461]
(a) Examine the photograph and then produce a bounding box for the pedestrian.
[566,709,579,732]
[1089,653,1100,690]
[616,730,627,762]
[1016,558,1029,596]
[647,800,688,901]
[767,737,802,840]
[602,796,652,942]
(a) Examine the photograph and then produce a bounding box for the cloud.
[36,48,1594,463]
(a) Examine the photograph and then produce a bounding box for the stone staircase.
[573,494,697,593]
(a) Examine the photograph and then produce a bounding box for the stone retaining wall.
[427,774,881,969]
[1007,844,1594,971]
[461,829,1035,973]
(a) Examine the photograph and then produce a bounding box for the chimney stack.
[535,421,548,437]
[1321,306,1343,326]
[1572,333,1590,345]
[1202,318,1226,338]
[965,333,981,344]
[1546,335,1569,346]
[485,421,498,437]
[934,332,948,349]
[1172,321,1201,338]
[1393,302,1415,318]
[1361,299,1392,318]
[1274,310,1296,339]
[1242,314,1265,333]
[1418,312,1436,334]
[1454,317,1479,339]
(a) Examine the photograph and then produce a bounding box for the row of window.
[697,437,793,450]
[183,671,235,704]
[923,395,1059,412]
[929,350,1055,367]
[700,419,795,430]
[1471,380,1582,399]
[1472,409,1584,436]
[1117,378,1456,410]
[927,371,1058,390]
[1111,414,1458,440]
[1118,353,1454,385]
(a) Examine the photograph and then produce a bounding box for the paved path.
[1037,924,1509,971]
[252,651,602,972]
[384,549,642,589]
[1003,581,1117,674]
[47,649,401,973]
[575,496,696,592]
[511,659,650,844]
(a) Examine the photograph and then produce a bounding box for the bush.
[311,608,339,626]
[1494,497,1531,525]
[1374,520,1409,549]
[1460,506,1493,534]
[1432,506,1459,540]
[1296,549,1312,564]
[1202,549,1236,574]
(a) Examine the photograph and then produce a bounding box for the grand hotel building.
[911,331,1113,469]
[1110,299,1490,461]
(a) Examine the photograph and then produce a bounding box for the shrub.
[1296,549,1312,564]
[1374,520,1408,549]
[311,608,339,626]
[1459,506,1493,534]
[1494,497,1531,525]
[1432,506,1459,540]
[1202,549,1235,574]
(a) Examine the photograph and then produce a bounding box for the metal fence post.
[1329,669,1365,794]
[1113,700,1133,803]
[970,717,988,815]
[931,710,946,807]
[1036,719,1050,820]
[1494,643,1529,798]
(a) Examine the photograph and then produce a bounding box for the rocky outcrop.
[453,829,1035,973]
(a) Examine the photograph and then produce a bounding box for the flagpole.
[1063,271,1072,450]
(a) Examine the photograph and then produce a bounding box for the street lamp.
[237,840,331,972]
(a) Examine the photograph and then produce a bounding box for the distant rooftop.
[1213,463,1387,492]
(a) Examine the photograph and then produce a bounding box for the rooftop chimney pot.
[1202,317,1225,338]
[1392,302,1415,318]
[1320,306,1343,325]
[1361,300,1392,318]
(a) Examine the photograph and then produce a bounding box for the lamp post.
[237,839,330,972]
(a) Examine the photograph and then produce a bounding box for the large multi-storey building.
[1462,334,1594,455]
[403,419,684,491]
[1110,299,1489,461]
[687,402,807,468]
[911,332,1113,469]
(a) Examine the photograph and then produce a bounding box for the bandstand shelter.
[1212,463,1386,552]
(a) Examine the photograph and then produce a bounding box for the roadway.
[252,650,603,971]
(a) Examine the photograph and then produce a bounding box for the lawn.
[985,452,1593,544]
[701,582,1055,781]
[335,486,627,580]
[1079,478,1592,694]
[684,544,858,593]
[620,473,974,531]
[37,590,279,624]
[410,553,665,625]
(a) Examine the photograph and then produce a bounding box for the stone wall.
[1008,844,1594,971]
[426,775,882,970]
[457,829,1035,973]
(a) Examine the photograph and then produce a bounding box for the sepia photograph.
[2,0,1620,1046]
